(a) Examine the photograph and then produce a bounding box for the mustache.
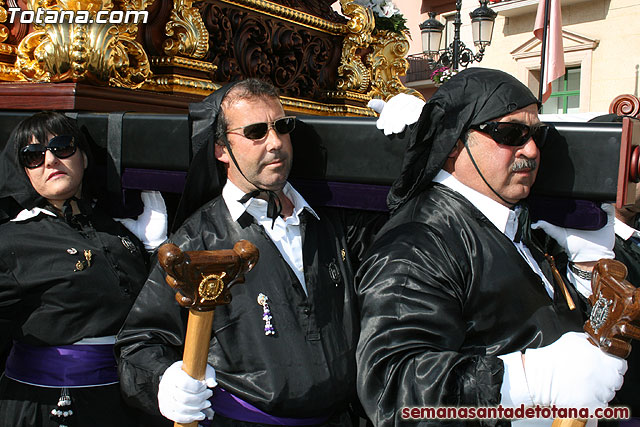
[510,157,537,172]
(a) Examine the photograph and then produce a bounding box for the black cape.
[356,185,585,427]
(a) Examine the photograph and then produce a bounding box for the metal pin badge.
[257,293,275,336]
[120,236,138,254]
[84,250,92,267]
[328,259,342,286]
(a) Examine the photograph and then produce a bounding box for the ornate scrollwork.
[0,0,8,43]
[13,0,151,88]
[368,30,424,101]
[163,0,208,58]
[336,0,372,93]
[609,94,640,119]
[199,3,341,100]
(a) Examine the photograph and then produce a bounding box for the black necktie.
[238,189,282,228]
[514,204,531,244]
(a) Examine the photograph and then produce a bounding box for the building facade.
[398,0,640,114]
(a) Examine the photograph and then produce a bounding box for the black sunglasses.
[19,135,77,169]
[226,116,296,140]
[469,122,548,149]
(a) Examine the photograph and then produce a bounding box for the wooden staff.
[158,240,259,427]
[552,259,640,427]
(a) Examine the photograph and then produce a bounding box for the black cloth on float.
[172,82,239,232]
[387,67,539,213]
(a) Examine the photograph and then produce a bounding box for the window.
[541,67,581,114]
[442,15,455,50]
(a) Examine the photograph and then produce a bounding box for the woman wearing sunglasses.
[0,111,159,426]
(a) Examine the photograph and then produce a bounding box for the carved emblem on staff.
[158,240,259,427]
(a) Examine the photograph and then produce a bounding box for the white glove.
[524,332,627,410]
[117,190,168,251]
[531,203,615,263]
[158,360,217,424]
[367,93,425,136]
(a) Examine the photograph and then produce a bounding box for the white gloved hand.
[367,93,425,136]
[524,332,627,410]
[158,361,217,424]
[117,190,168,251]
[531,203,615,262]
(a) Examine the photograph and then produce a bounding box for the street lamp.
[419,13,444,58]
[420,0,497,71]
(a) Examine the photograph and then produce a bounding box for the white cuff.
[498,352,534,407]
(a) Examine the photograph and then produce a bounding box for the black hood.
[0,127,45,222]
[387,67,539,213]
[171,82,239,232]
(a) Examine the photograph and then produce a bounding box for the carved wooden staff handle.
[552,259,640,427]
[158,240,259,427]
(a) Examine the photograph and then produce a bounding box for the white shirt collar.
[614,217,640,241]
[222,180,319,223]
[433,170,520,241]
[10,207,57,222]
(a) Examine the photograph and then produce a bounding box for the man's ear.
[82,151,88,169]
[214,142,230,164]
[443,139,463,173]
[448,140,464,158]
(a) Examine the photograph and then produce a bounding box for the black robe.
[0,207,148,427]
[115,195,382,425]
[356,184,586,427]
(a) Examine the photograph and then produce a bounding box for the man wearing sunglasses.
[356,68,626,426]
[116,79,383,426]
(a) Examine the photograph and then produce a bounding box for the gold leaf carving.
[14,2,150,88]
[368,30,424,101]
[0,0,8,43]
[336,0,373,93]
[163,0,209,58]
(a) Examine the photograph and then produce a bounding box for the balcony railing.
[405,54,435,84]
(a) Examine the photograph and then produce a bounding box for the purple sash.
[4,341,119,388]
[205,387,330,426]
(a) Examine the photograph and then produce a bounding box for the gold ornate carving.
[281,96,375,117]
[198,272,226,303]
[368,30,424,101]
[336,0,373,93]
[217,0,344,35]
[0,43,16,55]
[0,0,8,43]
[144,74,218,94]
[163,0,209,58]
[13,0,151,88]
[151,55,217,72]
[0,62,25,81]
